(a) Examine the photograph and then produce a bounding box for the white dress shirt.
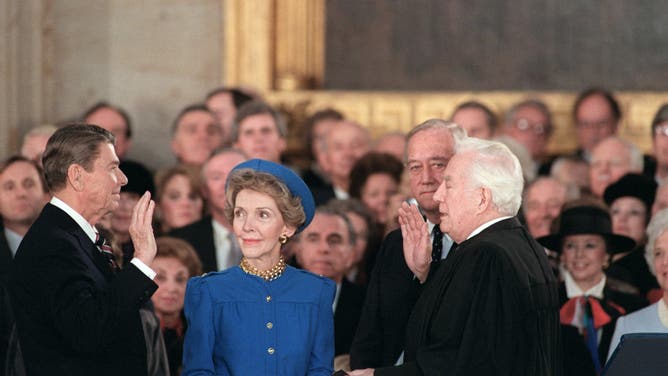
[50,196,155,279]
[4,227,22,257]
[212,218,242,270]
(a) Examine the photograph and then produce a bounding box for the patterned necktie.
[431,225,444,262]
[95,233,120,273]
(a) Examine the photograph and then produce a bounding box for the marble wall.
[1,0,224,170]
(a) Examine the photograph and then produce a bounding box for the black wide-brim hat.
[603,173,657,210]
[536,205,635,254]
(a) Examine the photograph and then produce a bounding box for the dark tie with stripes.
[95,233,120,273]
[431,225,444,262]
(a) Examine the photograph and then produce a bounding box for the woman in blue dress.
[182,159,335,375]
[607,207,668,361]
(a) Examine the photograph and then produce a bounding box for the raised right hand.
[129,191,156,266]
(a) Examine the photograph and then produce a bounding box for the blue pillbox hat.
[229,159,315,233]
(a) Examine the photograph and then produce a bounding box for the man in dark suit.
[350,119,462,369]
[351,137,561,376]
[293,206,365,357]
[171,148,246,272]
[0,156,50,371]
[9,124,159,375]
[0,156,50,279]
[300,109,345,206]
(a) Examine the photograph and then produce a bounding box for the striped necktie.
[95,233,120,273]
[431,225,444,262]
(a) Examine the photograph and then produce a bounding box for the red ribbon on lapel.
[559,296,613,329]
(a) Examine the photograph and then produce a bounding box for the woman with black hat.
[603,173,660,297]
[181,159,334,375]
[537,205,647,376]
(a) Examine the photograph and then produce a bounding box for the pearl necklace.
[240,256,286,282]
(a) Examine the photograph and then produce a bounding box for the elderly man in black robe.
[351,137,561,376]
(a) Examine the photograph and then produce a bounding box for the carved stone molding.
[265,90,664,155]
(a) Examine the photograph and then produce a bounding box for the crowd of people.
[0,85,667,375]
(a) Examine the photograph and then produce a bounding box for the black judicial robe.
[376,218,561,376]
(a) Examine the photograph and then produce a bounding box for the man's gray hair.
[626,138,644,172]
[456,137,524,216]
[404,119,467,162]
[594,136,644,172]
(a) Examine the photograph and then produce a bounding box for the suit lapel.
[0,227,13,279]
[44,204,114,280]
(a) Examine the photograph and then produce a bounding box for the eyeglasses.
[513,118,549,135]
[576,118,614,130]
[654,123,668,137]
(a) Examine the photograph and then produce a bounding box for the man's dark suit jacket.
[0,225,13,281]
[376,218,561,376]
[334,278,366,356]
[169,216,217,273]
[301,168,336,206]
[0,225,15,375]
[9,203,157,376]
[350,229,420,368]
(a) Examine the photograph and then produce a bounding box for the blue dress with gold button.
[182,265,335,375]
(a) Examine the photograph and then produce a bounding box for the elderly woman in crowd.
[151,236,202,376]
[182,159,334,375]
[603,173,659,297]
[537,205,647,376]
[348,152,404,235]
[154,165,204,234]
[607,207,668,360]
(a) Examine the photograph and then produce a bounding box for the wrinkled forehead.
[406,130,454,160]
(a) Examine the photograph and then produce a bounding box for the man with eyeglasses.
[649,104,668,182]
[502,99,553,170]
[572,88,621,162]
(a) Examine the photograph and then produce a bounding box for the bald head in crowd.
[589,136,643,197]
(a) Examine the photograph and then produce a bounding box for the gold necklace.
[240,256,286,282]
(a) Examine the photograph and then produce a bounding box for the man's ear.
[478,187,491,213]
[67,164,84,191]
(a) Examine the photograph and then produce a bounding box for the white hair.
[455,137,524,216]
[404,118,467,162]
[645,207,668,275]
[594,136,644,172]
[626,138,644,172]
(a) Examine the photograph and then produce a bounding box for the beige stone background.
[1,0,224,170]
